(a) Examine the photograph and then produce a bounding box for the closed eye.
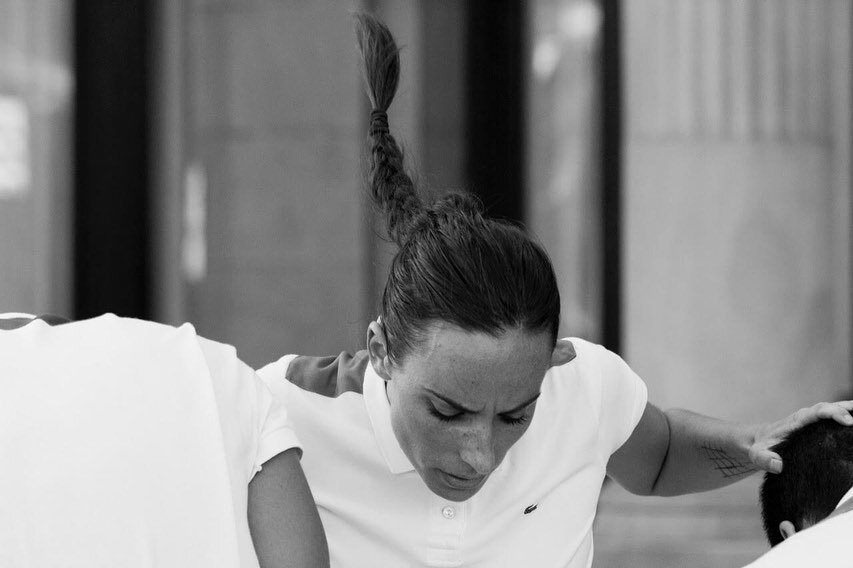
[428,405,462,422]
[500,414,529,426]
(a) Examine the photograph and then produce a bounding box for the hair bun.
[400,192,484,242]
[432,192,484,219]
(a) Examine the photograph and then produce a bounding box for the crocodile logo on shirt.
[523,504,538,515]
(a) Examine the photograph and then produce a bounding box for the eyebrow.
[424,388,541,415]
[502,393,542,414]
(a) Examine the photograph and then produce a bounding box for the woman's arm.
[248,448,330,568]
[607,401,853,497]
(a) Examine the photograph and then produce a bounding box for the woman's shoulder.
[543,337,644,399]
[540,338,598,401]
[548,337,610,373]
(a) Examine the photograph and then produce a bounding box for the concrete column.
[180,1,367,366]
[596,1,852,566]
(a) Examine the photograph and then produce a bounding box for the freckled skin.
[375,323,553,502]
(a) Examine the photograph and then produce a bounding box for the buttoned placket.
[363,363,469,566]
[425,492,468,567]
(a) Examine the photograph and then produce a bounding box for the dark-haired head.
[759,417,853,546]
[354,14,561,503]
[354,13,560,363]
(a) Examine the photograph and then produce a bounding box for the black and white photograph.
[1,1,851,567]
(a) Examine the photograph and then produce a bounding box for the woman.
[257,15,853,567]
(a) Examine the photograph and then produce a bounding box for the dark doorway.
[73,0,152,319]
[465,0,527,224]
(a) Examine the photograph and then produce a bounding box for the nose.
[459,424,495,476]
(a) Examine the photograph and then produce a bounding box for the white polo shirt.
[0,313,300,568]
[743,486,853,567]
[257,337,647,567]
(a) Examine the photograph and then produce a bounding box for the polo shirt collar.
[363,361,415,474]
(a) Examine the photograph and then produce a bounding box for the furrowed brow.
[424,388,541,415]
[501,393,541,415]
[424,388,478,414]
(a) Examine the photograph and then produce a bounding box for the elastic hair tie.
[369,109,390,135]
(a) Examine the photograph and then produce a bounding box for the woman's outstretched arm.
[607,401,853,497]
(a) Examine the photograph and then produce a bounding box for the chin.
[422,471,488,502]
[433,485,482,502]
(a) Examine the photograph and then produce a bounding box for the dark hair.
[354,14,560,362]
[759,417,853,546]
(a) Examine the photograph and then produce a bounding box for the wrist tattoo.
[699,443,756,479]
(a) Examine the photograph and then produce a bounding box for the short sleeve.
[195,338,301,481]
[256,354,298,400]
[251,380,302,478]
[594,344,649,456]
[253,355,302,477]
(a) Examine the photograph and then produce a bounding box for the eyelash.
[428,407,529,426]
[428,407,461,422]
[502,415,529,426]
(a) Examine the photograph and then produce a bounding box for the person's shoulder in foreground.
[0,312,328,568]
[743,416,853,567]
[743,512,853,567]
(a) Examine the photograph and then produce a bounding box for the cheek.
[390,404,456,459]
[493,423,531,462]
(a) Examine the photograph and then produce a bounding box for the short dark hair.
[353,14,560,363]
[759,417,853,546]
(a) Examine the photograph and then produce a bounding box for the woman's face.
[372,322,553,502]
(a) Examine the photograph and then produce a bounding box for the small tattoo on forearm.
[699,444,756,479]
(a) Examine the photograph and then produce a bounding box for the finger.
[751,448,783,474]
[768,453,783,474]
[813,400,853,413]
[787,407,810,429]
[832,407,853,426]
[794,402,850,427]
[813,402,853,425]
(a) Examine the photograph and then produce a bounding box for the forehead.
[405,323,552,405]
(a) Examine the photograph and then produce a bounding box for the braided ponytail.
[353,15,561,363]
[354,14,422,246]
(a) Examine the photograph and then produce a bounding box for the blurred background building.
[1,1,850,566]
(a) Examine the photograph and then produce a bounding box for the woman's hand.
[748,401,853,474]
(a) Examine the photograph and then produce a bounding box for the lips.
[438,469,487,490]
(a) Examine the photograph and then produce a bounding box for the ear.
[550,338,577,367]
[367,320,393,381]
[779,520,796,541]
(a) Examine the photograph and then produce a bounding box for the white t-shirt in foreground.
[258,337,648,568]
[742,486,853,567]
[0,314,300,568]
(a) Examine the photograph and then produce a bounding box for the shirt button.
[441,506,456,520]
